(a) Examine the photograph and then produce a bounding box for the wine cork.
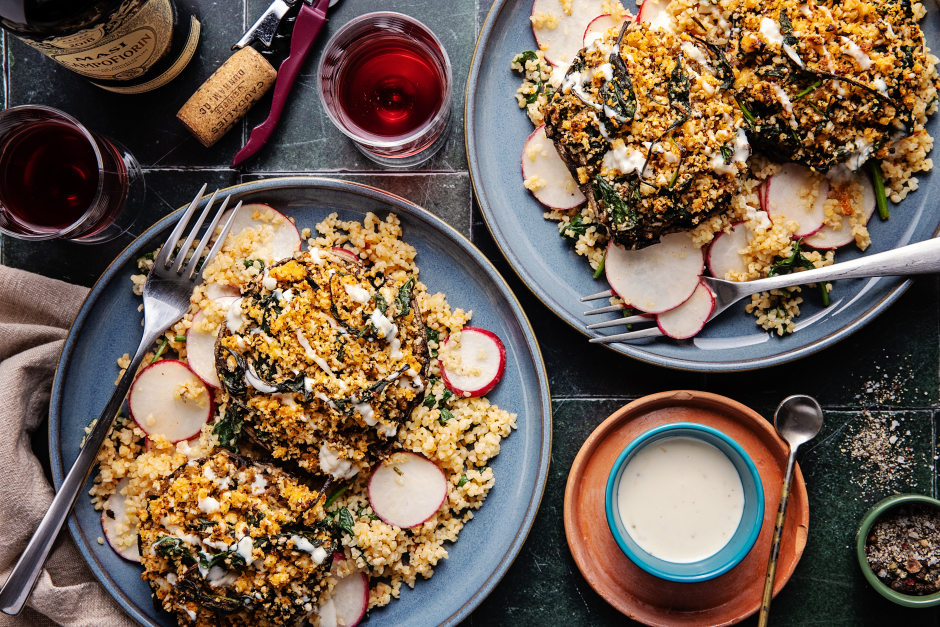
[177,46,277,147]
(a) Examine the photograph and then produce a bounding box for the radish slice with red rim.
[440,327,506,397]
[186,297,238,388]
[218,203,301,263]
[531,0,607,66]
[583,13,630,47]
[804,168,876,249]
[656,282,716,339]
[521,125,586,210]
[368,452,447,529]
[330,247,360,263]
[204,282,239,300]
[706,222,751,279]
[605,233,704,314]
[129,359,214,443]
[319,571,369,627]
[101,477,140,562]
[763,163,828,238]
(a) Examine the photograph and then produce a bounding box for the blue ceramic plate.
[48,178,552,627]
[466,0,940,371]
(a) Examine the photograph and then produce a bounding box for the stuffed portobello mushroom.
[541,21,749,250]
[139,451,335,627]
[214,248,430,479]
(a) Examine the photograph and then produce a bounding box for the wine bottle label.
[20,0,174,81]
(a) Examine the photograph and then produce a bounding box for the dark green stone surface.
[2,1,940,626]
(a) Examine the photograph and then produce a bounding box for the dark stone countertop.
[3,1,939,625]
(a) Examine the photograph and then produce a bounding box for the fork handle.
[0,326,162,616]
[741,236,940,293]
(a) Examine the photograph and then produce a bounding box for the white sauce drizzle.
[602,143,647,174]
[245,365,278,393]
[840,37,872,70]
[343,283,371,304]
[319,444,359,480]
[354,401,377,426]
[197,496,220,514]
[225,298,247,334]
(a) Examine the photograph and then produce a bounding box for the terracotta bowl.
[564,390,810,627]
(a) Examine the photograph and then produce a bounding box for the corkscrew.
[176,0,340,152]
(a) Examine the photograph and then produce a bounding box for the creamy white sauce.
[343,283,371,304]
[709,127,750,175]
[681,42,710,68]
[310,247,324,264]
[245,365,278,393]
[370,310,395,339]
[206,566,237,587]
[841,37,872,70]
[845,139,874,170]
[594,62,613,83]
[319,444,359,480]
[377,422,399,437]
[760,16,784,45]
[262,272,277,291]
[561,71,603,111]
[617,436,744,563]
[234,536,254,563]
[197,496,220,514]
[602,143,647,174]
[291,535,316,553]
[225,298,247,334]
[354,401,377,426]
[873,77,889,97]
[250,473,268,496]
[311,546,328,564]
[316,391,337,410]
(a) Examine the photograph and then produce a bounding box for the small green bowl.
[856,493,940,608]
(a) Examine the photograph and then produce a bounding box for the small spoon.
[758,395,824,627]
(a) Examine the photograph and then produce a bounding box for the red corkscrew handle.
[232,0,329,167]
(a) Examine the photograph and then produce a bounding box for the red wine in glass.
[318,13,453,166]
[336,35,445,140]
[0,105,139,242]
[0,122,100,231]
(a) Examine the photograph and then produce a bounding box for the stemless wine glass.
[0,105,144,243]
[318,13,453,168]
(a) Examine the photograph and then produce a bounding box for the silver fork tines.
[0,184,245,617]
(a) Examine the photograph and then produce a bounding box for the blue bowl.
[605,423,764,583]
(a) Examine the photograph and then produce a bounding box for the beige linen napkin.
[0,266,137,627]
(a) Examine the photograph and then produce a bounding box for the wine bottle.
[0,0,201,94]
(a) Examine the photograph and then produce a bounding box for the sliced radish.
[707,222,751,279]
[532,0,606,67]
[129,359,213,443]
[804,170,876,249]
[330,247,360,264]
[522,125,586,210]
[319,571,369,627]
[368,452,448,529]
[656,282,715,339]
[638,0,675,32]
[101,478,140,562]
[186,297,238,388]
[763,163,828,238]
[440,327,506,397]
[583,13,630,47]
[605,233,704,314]
[205,282,239,300]
[218,203,301,263]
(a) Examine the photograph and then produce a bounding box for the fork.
[582,236,940,344]
[0,186,242,616]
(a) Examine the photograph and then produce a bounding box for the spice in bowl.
[866,504,940,596]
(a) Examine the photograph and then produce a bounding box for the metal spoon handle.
[758,449,797,627]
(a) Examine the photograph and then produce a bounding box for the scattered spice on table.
[866,504,940,596]
[845,411,917,492]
